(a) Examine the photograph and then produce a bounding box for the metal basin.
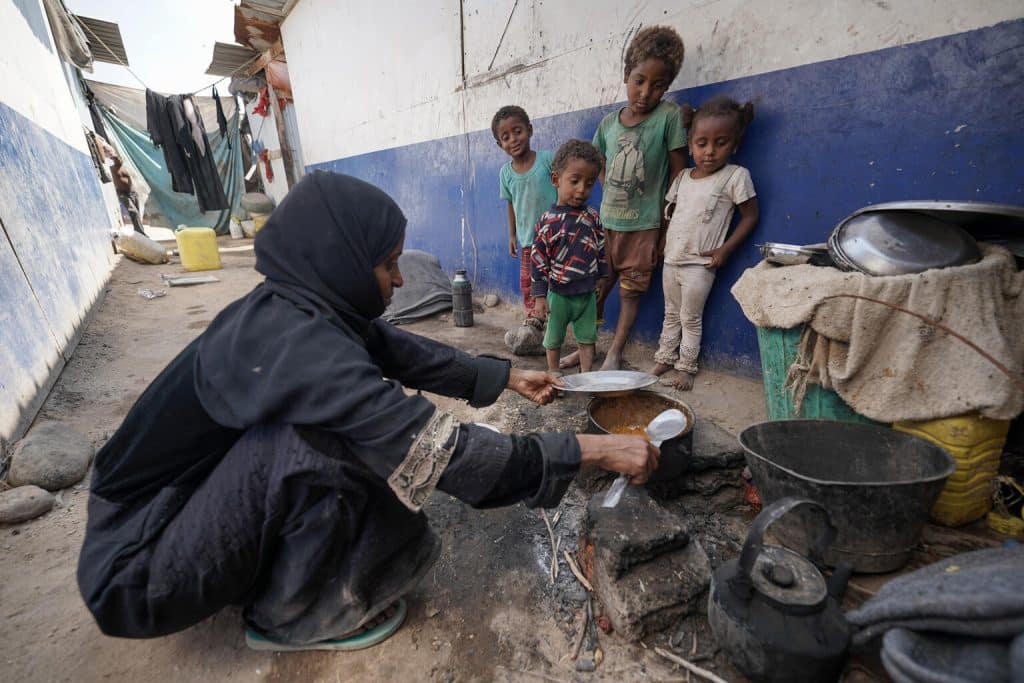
[739,420,956,573]
[587,391,695,483]
[828,211,981,276]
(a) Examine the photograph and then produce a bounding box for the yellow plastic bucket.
[251,212,269,233]
[894,415,1011,527]
[175,227,222,272]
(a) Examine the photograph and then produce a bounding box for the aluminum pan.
[829,211,981,276]
[559,371,658,396]
[848,200,1024,240]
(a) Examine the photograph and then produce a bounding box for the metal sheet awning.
[206,42,259,77]
[75,15,128,66]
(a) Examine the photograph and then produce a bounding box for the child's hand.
[534,297,548,320]
[509,237,518,258]
[700,246,731,269]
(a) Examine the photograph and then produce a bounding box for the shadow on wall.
[312,18,1024,376]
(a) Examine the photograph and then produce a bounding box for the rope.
[78,14,261,98]
[186,53,262,96]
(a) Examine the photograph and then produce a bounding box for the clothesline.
[77,16,261,97]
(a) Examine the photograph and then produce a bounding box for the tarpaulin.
[90,82,245,234]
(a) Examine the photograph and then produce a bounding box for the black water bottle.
[452,269,474,327]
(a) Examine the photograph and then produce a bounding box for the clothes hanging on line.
[145,90,229,212]
[212,86,230,149]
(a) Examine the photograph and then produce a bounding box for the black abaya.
[78,172,582,643]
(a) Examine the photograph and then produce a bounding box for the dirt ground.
[0,241,769,682]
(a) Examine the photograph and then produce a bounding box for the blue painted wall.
[0,101,113,441]
[313,19,1024,375]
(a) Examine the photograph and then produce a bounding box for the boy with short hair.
[494,105,558,328]
[589,26,687,370]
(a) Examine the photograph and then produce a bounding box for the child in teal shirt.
[494,106,558,327]
[589,26,687,370]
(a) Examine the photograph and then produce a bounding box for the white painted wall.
[2,0,92,152]
[282,0,1023,164]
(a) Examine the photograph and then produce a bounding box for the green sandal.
[245,599,407,652]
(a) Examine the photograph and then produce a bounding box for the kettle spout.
[827,561,854,600]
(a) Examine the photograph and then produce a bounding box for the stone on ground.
[504,324,545,356]
[8,422,94,490]
[483,293,500,307]
[580,487,712,640]
[0,486,55,524]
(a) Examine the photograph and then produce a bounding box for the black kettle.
[707,497,853,683]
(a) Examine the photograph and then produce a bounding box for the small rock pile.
[0,422,93,524]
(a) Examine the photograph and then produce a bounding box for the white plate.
[559,371,658,396]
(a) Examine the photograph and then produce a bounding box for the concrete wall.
[281,1,1024,374]
[0,0,117,446]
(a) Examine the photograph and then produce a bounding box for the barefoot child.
[585,25,687,370]
[650,96,759,390]
[494,106,559,328]
[531,140,608,374]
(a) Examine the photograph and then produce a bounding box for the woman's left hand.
[507,368,564,405]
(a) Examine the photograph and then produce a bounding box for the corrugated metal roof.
[206,42,259,77]
[241,1,291,17]
[75,16,128,66]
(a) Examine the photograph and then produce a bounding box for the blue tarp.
[99,103,245,235]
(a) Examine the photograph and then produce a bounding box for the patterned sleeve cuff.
[387,409,460,511]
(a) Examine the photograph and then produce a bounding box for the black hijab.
[195,171,407,429]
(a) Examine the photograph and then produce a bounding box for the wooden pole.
[265,79,297,189]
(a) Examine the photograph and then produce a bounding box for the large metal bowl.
[829,210,981,276]
[739,420,956,573]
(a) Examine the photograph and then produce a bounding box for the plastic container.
[740,419,956,573]
[250,212,269,233]
[229,216,244,240]
[756,326,880,425]
[175,227,222,272]
[115,230,168,264]
[894,415,1011,526]
[452,269,473,327]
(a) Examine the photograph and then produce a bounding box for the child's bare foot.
[559,350,580,369]
[659,370,696,390]
[649,362,674,377]
[600,350,622,371]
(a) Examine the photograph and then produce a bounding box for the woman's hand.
[577,434,660,484]
[507,368,563,405]
[509,237,519,258]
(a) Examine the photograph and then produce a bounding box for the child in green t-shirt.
[494,106,558,328]
[583,26,687,370]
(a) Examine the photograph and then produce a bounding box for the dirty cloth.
[42,0,92,70]
[881,628,1016,683]
[382,249,453,325]
[847,546,1024,646]
[78,172,581,642]
[731,244,1024,421]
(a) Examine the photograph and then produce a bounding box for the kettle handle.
[735,497,836,590]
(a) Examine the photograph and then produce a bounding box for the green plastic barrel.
[756,326,881,425]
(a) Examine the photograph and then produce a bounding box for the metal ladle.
[602,408,688,508]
